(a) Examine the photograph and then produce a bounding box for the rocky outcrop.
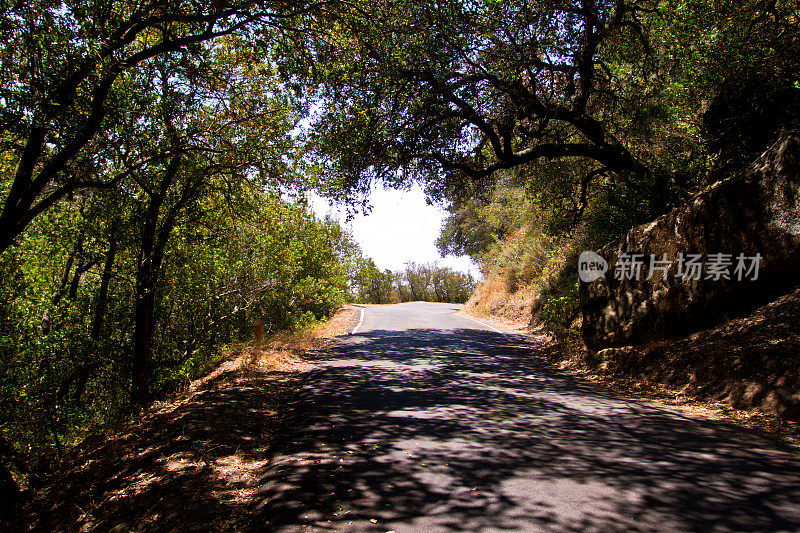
[580,131,800,350]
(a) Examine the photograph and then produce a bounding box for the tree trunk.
[91,233,117,341]
[62,232,119,404]
[0,461,19,510]
[67,256,86,300]
[131,154,182,404]
[0,435,20,516]
[53,232,84,305]
[132,197,164,405]
[132,281,156,404]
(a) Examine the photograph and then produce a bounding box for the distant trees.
[429,265,478,303]
[353,261,476,304]
[353,260,397,304]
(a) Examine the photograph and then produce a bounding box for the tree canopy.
[305,0,799,224]
[0,0,342,252]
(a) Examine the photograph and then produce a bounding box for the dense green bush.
[0,191,359,473]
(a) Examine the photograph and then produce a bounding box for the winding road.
[251,302,800,531]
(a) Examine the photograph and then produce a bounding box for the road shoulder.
[459,307,800,450]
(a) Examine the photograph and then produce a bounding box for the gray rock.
[580,131,800,350]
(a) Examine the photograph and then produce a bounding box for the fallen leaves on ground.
[11,306,360,532]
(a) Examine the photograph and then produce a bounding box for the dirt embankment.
[593,286,800,428]
[6,306,360,532]
[463,273,537,325]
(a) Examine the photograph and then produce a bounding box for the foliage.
[0,3,360,472]
[0,0,346,253]
[305,0,680,208]
[352,259,399,304]
[539,282,581,340]
[0,189,355,470]
[305,0,800,244]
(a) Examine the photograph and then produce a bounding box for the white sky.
[308,182,482,279]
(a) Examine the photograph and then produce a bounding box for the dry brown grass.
[464,274,539,325]
[465,224,585,328]
[238,305,360,373]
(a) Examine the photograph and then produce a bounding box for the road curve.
[249,302,800,532]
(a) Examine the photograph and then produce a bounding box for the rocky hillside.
[464,132,800,429]
[581,131,800,349]
[595,284,800,420]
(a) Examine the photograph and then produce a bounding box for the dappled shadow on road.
[15,329,800,532]
[15,366,302,532]
[250,329,800,532]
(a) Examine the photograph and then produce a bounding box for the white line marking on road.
[458,313,504,334]
[351,308,365,334]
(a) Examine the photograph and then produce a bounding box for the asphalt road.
[250,302,800,532]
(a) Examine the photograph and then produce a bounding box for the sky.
[308,183,482,279]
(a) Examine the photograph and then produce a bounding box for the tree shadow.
[248,329,800,532]
[13,328,800,532]
[13,366,302,532]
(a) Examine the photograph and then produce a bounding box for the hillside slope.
[596,284,800,421]
[4,307,358,531]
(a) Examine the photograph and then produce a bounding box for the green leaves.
[352,259,476,304]
[0,4,368,463]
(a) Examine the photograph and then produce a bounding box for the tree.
[0,0,377,477]
[428,265,474,303]
[354,259,396,304]
[436,198,495,260]
[307,0,800,241]
[0,0,338,253]
[307,0,666,206]
[403,262,433,301]
[118,38,303,402]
